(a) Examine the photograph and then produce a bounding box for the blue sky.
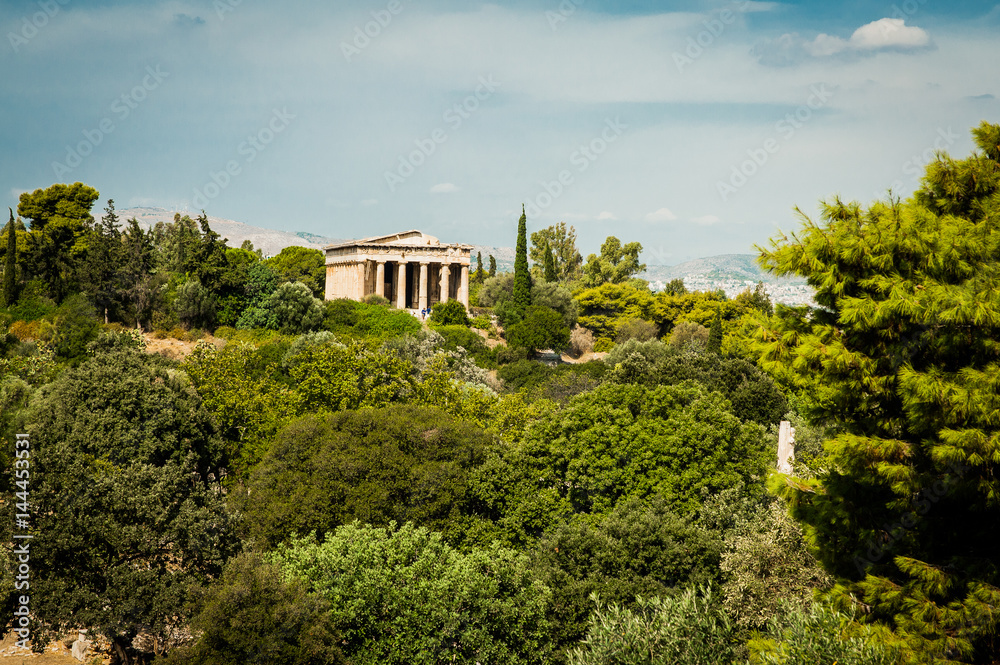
[1,0,997,263]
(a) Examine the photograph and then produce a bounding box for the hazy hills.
[108,208,812,305]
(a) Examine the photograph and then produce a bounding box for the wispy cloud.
[691,214,721,225]
[645,208,678,222]
[430,183,459,194]
[755,18,932,66]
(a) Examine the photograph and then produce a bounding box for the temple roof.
[325,230,470,250]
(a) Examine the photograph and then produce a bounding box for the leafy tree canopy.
[582,236,645,288]
[272,522,554,665]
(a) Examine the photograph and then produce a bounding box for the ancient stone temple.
[324,230,472,309]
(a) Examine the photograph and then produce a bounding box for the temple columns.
[418,262,429,311]
[375,261,385,298]
[459,264,469,308]
[440,262,451,302]
[396,261,407,309]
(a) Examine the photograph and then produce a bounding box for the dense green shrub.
[567,586,736,665]
[240,405,494,548]
[748,603,899,665]
[269,281,323,334]
[162,553,344,665]
[429,299,470,326]
[506,305,570,354]
[48,293,101,362]
[272,522,554,665]
[532,497,724,657]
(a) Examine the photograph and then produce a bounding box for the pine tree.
[83,199,122,323]
[3,208,17,307]
[488,255,497,278]
[543,241,557,282]
[756,122,1000,663]
[706,312,722,354]
[512,205,532,319]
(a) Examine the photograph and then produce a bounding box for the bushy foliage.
[269,281,323,334]
[567,586,736,665]
[519,381,771,515]
[581,236,645,288]
[605,347,788,426]
[184,340,299,474]
[748,603,899,665]
[265,245,326,299]
[175,277,216,328]
[569,325,594,357]
[271,522,554,665]
[163,553,344,665]
[11,350,234,663]
[48,293,100,362]
[616,317,658,342]
[531,280,579,328]
[721,501,832,631]
[240,405,494,549]
[532,497,724,656]
[668,320,709,350]
[323,299,421,340]
[506,304,570,354]
[429,299,470,326]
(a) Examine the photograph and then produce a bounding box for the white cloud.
[758,18,931,65]
[691,215,721,225]
[849,18,930,50]
[430,183,459,194]
[645,208,678,222]
[597,211,617,220]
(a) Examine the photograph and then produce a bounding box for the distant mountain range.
[108,208,812,305]
[105,207,345,257]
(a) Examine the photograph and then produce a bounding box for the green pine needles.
[756,121,1000,664]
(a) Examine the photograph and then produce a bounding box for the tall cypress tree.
[475,251,485,283]
[512,205,532,318]
[3,208,16,307]
[488,255,497,278]
[542,241,557,282]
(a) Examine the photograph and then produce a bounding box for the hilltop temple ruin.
[324,231,472,310]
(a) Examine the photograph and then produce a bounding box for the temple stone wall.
[324,230,471,309]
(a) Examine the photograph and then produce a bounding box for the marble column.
[440,262,451,302]
[418,262,429,311]
[459,264,470,308]
[375,261,385,298]
[396,261,407,309]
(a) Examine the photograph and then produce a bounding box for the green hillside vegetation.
[0,121,998,664]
